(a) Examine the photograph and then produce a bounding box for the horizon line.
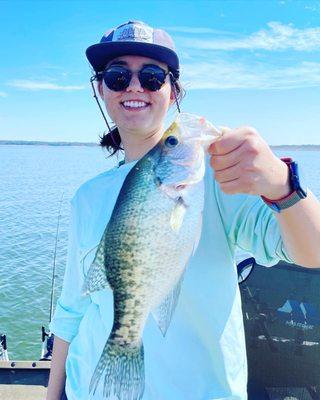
[1,140,320,148]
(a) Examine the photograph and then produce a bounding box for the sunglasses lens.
[139,65,167,91]
[103,66,131,91]
[102,65,167,92]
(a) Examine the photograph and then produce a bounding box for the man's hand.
[208,126,291,200]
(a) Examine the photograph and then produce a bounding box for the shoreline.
[1,140,320,150]
[0,140,98,147]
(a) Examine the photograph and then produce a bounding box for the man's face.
[98,55,174,137]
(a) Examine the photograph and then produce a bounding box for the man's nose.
[126,72,144,92]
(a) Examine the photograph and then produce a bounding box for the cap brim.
[86,41,179,76]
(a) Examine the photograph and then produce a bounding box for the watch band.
[261,157,307,213]
[261,190,305,213]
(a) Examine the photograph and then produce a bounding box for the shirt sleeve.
[49,194,92,342]
[214,181,294,267]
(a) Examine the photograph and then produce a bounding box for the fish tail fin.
[89,339,145,400]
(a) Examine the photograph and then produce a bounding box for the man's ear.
[97,81,104,99]
[169,86,176,105]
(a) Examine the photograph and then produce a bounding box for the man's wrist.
[260,159,292,201]
[261,157,307,213]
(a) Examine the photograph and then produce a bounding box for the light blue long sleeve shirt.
[49,157,293,400]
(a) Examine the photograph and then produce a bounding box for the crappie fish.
[83,113,221,399]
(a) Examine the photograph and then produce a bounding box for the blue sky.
[1,0,320,145]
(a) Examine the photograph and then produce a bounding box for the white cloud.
[304,4,320,12]
[181,61,320,90]
[0,92,7,97]
[170,22,320,90]
[176,22,320,51]
[163,26,235,35]
[7,80,85,91]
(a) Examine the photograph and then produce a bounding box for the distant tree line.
[0,140,98,146]
[1,140,320,150]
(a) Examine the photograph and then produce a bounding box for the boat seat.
[238,258,320,400]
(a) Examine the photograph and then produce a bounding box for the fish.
[82,113,222,399]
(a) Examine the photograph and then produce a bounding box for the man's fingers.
[209,126,231,153]
[210,141,247,171]
[219,126,232,135]
[219,178,242,195]
[214,162,241,183]
[209,126,257,156]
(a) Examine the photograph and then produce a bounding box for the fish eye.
[165,136,179,148]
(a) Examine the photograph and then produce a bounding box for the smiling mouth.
[120,100,151,111]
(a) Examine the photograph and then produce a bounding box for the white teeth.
[123,101,148,108]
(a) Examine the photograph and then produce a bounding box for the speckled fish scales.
[83,113,222,399]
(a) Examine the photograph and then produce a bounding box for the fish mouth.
[176,113,222,148]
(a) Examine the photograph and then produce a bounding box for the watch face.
[291,162,307,198]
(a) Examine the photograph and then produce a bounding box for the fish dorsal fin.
[82,230,110,295]
[152,273,185,337]
[82,259,109,295]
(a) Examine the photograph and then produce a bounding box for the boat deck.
[0,361,50,400]
[0,384,47,400]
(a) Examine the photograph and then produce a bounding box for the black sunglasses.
[99,64,170,92]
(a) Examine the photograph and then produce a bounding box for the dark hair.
[96,72,186,156]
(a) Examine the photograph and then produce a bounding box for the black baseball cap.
[86,20,180,79]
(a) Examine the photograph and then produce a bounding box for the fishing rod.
[49,192,64,324]
[40,192,64,361]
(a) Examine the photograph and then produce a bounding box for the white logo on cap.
[113,23,153,43]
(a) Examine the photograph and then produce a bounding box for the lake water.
[0,144,319,360]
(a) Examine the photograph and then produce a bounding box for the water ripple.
[0,145,116,359]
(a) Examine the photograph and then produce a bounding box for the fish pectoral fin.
[170,197,187,232]
[82,260,109,295]
[152,273,185,337]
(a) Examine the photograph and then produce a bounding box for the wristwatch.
[261,157,307,213]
